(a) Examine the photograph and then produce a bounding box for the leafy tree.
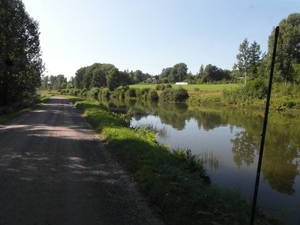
[83,63,101,89]
[173,63,188,82]
[159,63,188,83]
[106,68,119,91]
[0,0,44,107]
[75,66,88,89]
[234,39,262,83]
[267,13,300,83]
[91,67,106,87]
[248,41,262,79]
[48,74,67,90]
[40,75,49,90]
[160,67,172,81]
[202,64,231,83]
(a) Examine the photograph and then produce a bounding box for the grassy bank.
[68,97,284,225]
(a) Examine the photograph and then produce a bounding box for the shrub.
[89,87,100,99]
[98,88,110,99]
[245,78,267,99]
[79,88,87,97]
[166,84,172,89]
[125,88,137,98]
[160,88,189,102]
[148,90,159,101]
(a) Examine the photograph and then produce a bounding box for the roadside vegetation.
[66,96,284,225]
[0,95,48,125]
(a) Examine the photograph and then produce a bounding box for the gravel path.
[0,97,162,225]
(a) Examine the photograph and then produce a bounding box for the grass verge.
[69,97,284,225]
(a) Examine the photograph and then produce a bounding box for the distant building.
[145,77,158,83]
[175,82,188,85]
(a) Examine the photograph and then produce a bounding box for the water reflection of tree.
[261,130,299,195]
[231,121,300,195]
[198,112,227,131]
[99,97,300,195]
[231,130,259,168]
[159,103,189,130]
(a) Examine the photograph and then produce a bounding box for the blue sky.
[22,0,299,80]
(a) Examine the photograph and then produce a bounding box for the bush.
[148,90,159,101]
[244,78,267,99]
[160,88,189,102]
[79,88,88,97]
[166,84,172,89]
[89,87,100,98]
[98,88,110,100]
[125,88,137,99]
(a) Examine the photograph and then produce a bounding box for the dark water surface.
[104,99,300,224]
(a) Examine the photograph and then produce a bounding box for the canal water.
[104,99,300,224]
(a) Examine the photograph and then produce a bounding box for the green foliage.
[156,84,166,90]
[160,88,189,102]
[148,89,159,101]
[233,39,262,81]
[0,0,44,107]
[98,87,110,99]
[89,87,100,99]
[200,64,232,83]
[244,78,267,99]
[67,98,283,225]
[166,83,172,88]
[110,85,129,100]
[222,78,267,103]
[267,13,300,83]
[79,88,88,97]
[41,74,67,90]
[106,67,119,91]
[125,88,137,99]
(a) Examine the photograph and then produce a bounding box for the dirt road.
[0,97,161,225]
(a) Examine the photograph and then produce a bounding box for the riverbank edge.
[68,96,284,225]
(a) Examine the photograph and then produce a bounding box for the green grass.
[68,97,284,225]
[130,83,240,91]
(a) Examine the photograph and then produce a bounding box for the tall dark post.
[250,26,279,225]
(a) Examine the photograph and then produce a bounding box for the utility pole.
[249,26,279,225]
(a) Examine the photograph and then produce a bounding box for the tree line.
[47,13,299,90]
[1,0,299,109]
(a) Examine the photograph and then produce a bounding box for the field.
[130,83,240,91]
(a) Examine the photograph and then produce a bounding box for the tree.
[202,64,231,83]
[0,0,44,107]
[159,63,188,83]
[91,67,106,87]
[173,63,188,82]
[267,13,300,83]
[106,68,119,91]
[235,39,262,83]
[75,67,88,89]
[235,39,250,84]
[248,41,262,79]
[82,63,101,89]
